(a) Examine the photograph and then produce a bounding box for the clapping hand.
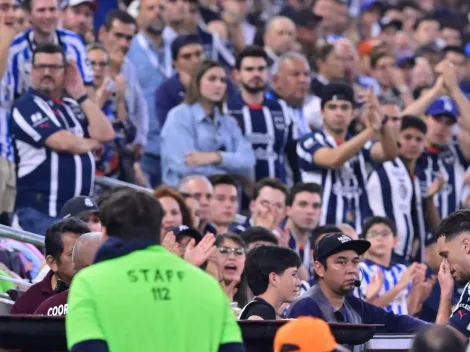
[365,269,384,301]
[161,231,180,255]
[359,88,383,133]
[426,174,445,198]
[64,61,86,100]
[184,233,217,267]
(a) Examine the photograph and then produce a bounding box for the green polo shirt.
[66,245,242,351]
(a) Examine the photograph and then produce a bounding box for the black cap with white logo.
[314,233,370,261]
[60,196,99,220]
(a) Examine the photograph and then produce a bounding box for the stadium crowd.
[1,0,470,350]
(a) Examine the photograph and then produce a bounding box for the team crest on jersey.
[398,183,407,199]
[440,149,456,164]
[272,112,285,131]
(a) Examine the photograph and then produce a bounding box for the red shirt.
[10,270,55,315]
[34,290,69,316]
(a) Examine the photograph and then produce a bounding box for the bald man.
[34,232,103,316]
[263,16,296,66]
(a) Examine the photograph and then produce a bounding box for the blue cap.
[168,225,203,244]
[360,0,385,13]
[465,43,470,57]
[425,96,459,119]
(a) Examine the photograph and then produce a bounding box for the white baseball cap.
[67,0,97,11]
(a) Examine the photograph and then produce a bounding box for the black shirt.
[239,297,276,320]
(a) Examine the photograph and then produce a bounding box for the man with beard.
[62,0,96,41]
[286,233,428,351]
[127,0,167,187]
[10,43,114,235]
[226,46,296,182]
[436,210,470,341]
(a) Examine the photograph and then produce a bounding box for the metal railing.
[0,225,45,247]
[95,176,152,193]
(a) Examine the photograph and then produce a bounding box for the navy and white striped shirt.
[226,93,294,182]
[417,142,470,219]
[2,28,93,107]
[367,158,427,262]
[360,259,411,316]
[11,89,95,217]
[297,130,374,233]
[448,281,470,338]
[0,71,14,161]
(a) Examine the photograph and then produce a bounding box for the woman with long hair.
[161,60,255,187]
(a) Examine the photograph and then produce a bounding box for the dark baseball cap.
[320,83,355,109]
[169,225,203,244]
[60,196,99,220]
[292,9,322,28]
[314,233,370,261]
[379,17,403,31]
[171,34,201,61]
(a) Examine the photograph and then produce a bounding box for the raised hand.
[426,174,445,198]
[184,233,217,267]
[438,259,455,300]
[64,61,86,100]
[161,231,180,256]
[252,204,279,230]
[365,269,384,301]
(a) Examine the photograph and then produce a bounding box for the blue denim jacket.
[161,102,255,186]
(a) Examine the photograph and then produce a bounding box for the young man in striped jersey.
[359,216,434,316]
[402,60,470,220]
[297,83,398,233]
[227,46,296,183]
[367,116,443,264]
[0,0,94,106]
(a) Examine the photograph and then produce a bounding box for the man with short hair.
[62,0,96,39]
[443,46,467,85]
[178,175,213,231]
[413,15,440,46]
[11,43,114,235]
[269,52,311,143]
[208,174,239,234]
[127,0,168,188]
[227,46,295,183]
[34,231,102,316]
[263,16,296,67]
[440,23,462,47]
[310,43,345,97]
[99,9,149,164]
[297,83,397,233]
[1,0,94,104]
[11,218,90,314]
[245,178,288,232]
[286,233,428,349]
[60,196,102,233]
[370,115,445,263]
[436,210,470,341]
[241,226,278,251]
[66,188,244,352]
[284,183,322,273]
[239,245,301,320]
[155,34,205,129]
[378,95,402,138]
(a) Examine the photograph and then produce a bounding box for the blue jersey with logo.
[449,282,470,338]
[297,130,375,233]
[226,93,294,182]
[10,89,94,217]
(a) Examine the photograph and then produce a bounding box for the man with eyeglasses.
[10,43,114,235]
[367,116,442,264]
[286,232,428,352]
[359,216,432,316]
[0,0,94,106]
[297,83,398,234]
[99,9,149,169]
[227,46,296,184]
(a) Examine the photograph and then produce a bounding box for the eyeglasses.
[90,60,109,68]
[217,246,245,256]
[32,64,65,71]
[366,230,393,238]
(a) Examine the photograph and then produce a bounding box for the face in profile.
[437,235,470,285]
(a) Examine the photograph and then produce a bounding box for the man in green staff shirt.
[66,188,245,352]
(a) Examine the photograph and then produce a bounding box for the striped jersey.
[2,28,93,107]
[297,130,374,233]
[367,158,427,262]
[448,281,470,338]
[10,89,95,217]
[360,259,410,315]
[0,70,14,161]
[226,93,294,182]
[417,141,470,219]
